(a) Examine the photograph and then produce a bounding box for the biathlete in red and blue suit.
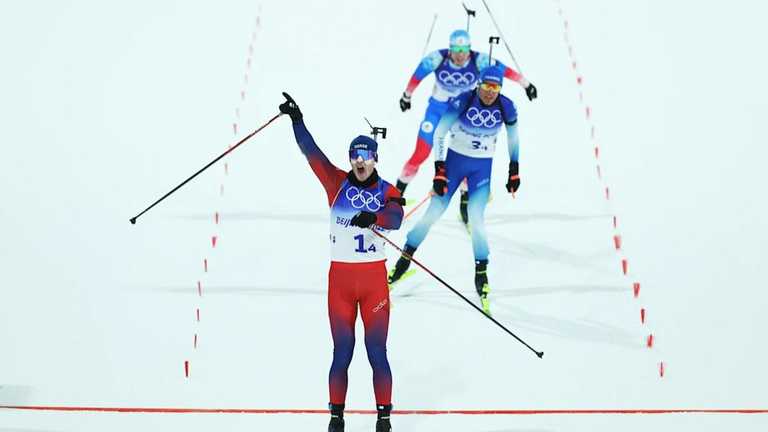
[279,93,403,432]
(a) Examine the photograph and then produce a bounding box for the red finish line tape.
[1,406,766,415]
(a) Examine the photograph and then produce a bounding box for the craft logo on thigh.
[372,298,389,313]
[421,121,434,133]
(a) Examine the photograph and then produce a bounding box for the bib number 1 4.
[354,234,377,253]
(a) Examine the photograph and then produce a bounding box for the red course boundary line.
[1,406,767,415]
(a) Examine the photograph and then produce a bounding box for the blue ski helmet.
[349,135,378,161]
[479,65,504,87]
[449,29,471,48]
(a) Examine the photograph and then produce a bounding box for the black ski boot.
[396,180,408,196]
[388,245,417,285]
[375,404,392,432]
[328,403,345,432]
[459,190,470,226]
[474,260,491,315]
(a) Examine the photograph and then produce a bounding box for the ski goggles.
[479,81,502,92]
[450,45,470,54]
[349,148,377,164]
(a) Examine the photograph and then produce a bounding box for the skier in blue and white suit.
[389,66,522,315]
[396,29,535,196]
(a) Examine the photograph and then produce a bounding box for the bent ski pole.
[480,0,524,73]
[129,113,283,224]
[371,229,544,358]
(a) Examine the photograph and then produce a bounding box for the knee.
[332,339,355,367]
[417,120,437,141]
[364,340,389,369]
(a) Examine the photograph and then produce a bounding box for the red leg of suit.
[327,261,392,406]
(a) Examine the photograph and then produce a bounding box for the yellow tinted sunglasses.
[479,82,501,92]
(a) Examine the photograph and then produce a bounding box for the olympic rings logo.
[438,70,475,87]
[345,186,382,212]
[465,107,503,128]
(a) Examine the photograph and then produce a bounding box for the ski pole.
[480,0,524,74]
[421,14,439,57]
[371,229,544,358]
[403,192,433,221]
[129,113,283,224]
[488,36,500,66]
[462,3,476,32]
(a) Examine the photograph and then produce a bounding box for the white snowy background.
[1,0,767,431]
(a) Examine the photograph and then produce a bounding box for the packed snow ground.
[1,0,767,431]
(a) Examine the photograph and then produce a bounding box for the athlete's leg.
[404,150,468,250]
[398,98,451,189]
[466,158,493,262]
[357,262,392,405]
[459,179,470,226]
[327,262,358,405]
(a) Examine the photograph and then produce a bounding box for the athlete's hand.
[399,92,412,112]
[350,211,377,228]
[279,92,303,122]
[433,161,448,196]
[506,161,520,193]
[525,83,538,101]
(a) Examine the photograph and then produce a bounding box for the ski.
[388,269,417,291]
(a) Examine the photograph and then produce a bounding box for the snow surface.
[1,0,767,431]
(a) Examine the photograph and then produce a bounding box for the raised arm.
[280,93,346,205]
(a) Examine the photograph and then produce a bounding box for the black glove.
[433,161,448,196]
[350,211,377,228]
[279,92,303,122]
[525,83,538,101]
[506,161,520,193]
[399,92,412,112]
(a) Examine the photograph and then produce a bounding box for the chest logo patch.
[438,70,475,87]
[345,186,383,212]
[466,107,502,128]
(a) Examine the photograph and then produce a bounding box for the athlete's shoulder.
[380,179,401,197]
[379,180,405,204]
[499,94,518,124]
[474,51,490,69]
[450,90,475,110]
[423,50,447,69]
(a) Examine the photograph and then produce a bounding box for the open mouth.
[355,166,366,176]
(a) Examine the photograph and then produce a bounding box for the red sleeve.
[291,119,347,206]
